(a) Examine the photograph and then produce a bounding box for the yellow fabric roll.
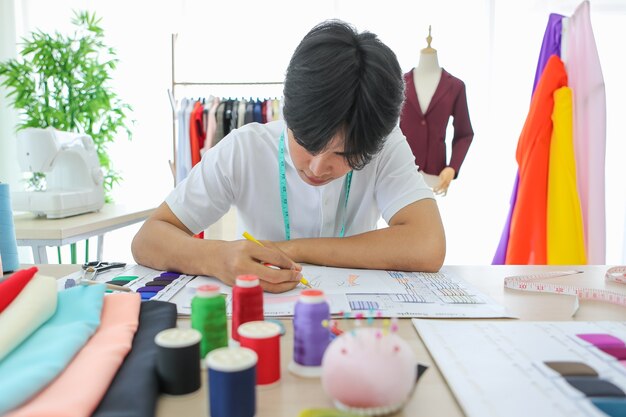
[0,274,58,360]
[547,86,587,264]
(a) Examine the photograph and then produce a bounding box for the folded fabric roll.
[0,273,57,361]
[0,284,104,415]
[0,267,38,313]
[92,300,178,417]
[7,292,141,417]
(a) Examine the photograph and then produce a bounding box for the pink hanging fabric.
[566,0,607,264]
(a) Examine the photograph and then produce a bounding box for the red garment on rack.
[506,55,568,264]
[190,101,206,167]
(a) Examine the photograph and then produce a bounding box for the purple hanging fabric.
[492,13,564,264]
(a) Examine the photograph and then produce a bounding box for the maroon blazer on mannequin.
[400,69,474,178]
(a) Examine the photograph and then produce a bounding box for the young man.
[132,20,445,293]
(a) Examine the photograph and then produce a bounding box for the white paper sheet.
[413,320,626,417]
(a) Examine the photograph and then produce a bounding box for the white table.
[14,204,155,263]
[32,264,626,417]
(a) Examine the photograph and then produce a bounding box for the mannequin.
[413,26,442,115]
[400,27,474,196]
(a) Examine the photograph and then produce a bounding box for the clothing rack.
[168,33,283,184]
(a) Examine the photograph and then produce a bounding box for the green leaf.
[0,10,134,200]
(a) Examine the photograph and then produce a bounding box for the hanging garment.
[400,69,474,178]
[175,99,193,184]
[6,293,140,417]
[566,0,607,264]
[244,100,254,124]
[203,96,220,153]
[506,55,568,264]
[190,101,206,167]
[214,101,226,146]
[493,13,564,264]
[237,99,247,129]
[547,87,586,264]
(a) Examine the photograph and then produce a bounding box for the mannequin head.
[283,20,404,170]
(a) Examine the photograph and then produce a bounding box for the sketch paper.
[59,265,509,318]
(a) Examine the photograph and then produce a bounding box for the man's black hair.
[283,20,404,170]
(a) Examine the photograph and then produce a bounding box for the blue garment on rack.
[253,100,263,123]
[0,284,104,414]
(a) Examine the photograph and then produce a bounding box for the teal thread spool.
[191,285,228,358]
[0,183,19,273]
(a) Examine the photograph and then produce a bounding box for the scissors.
[64,261,127,289]
[81,261,127,280]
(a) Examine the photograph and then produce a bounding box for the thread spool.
[207,346,257,417]
[0,183,19,273]
[231,275,264,341]
[238,320,281,386]
[191,284,228,358]
[289,289,331,378]
[155,328,202,395]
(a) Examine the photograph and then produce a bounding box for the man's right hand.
[213,240,302,293]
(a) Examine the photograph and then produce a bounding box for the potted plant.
[0,10,132,201]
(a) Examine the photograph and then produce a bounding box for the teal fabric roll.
[0,283,105,414]
[0,183,19,273]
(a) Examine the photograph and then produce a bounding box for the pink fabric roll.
[7,293,141,417]
[566,0,607,264]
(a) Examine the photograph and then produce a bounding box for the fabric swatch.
[0,274,57,361]
[0,267,38,313]
[92,300,177,417]
[565,377,625,397]
[590,397,626,417]
[0,284,104,415]
[577,334,626,349]
[544,361,598,377]
[7,293,141,417]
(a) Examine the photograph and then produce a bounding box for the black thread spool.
[155,328,202,395]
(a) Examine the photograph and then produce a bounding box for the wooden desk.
[13,204,155,263]
[35,264,626,417]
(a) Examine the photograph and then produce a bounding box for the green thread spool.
[191,285,228,358]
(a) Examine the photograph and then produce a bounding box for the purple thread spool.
[288,289,331,378]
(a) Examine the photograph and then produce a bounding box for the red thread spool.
[238,321,281,385]
[232,275,264,341]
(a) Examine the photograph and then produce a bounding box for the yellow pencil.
[242,231,312,288]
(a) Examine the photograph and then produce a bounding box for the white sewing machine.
[12,127,105,218]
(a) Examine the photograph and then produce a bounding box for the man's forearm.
[280,224,445,272]
[131,220,223,277]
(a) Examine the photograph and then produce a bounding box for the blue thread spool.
[207,347,257,417]
[289,289,331,378]
[0,183,19,273]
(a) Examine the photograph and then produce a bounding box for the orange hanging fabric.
[506,55,568,264]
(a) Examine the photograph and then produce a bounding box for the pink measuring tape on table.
[504,266,626,307]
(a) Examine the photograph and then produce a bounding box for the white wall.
[0,0,20,187]
[2,0,625,264]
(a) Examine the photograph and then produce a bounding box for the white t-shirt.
[166,121,433,240]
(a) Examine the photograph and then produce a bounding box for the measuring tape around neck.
[504,266,626,307]
[278,131,352,241]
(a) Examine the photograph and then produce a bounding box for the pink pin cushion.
[321,327,417,416]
